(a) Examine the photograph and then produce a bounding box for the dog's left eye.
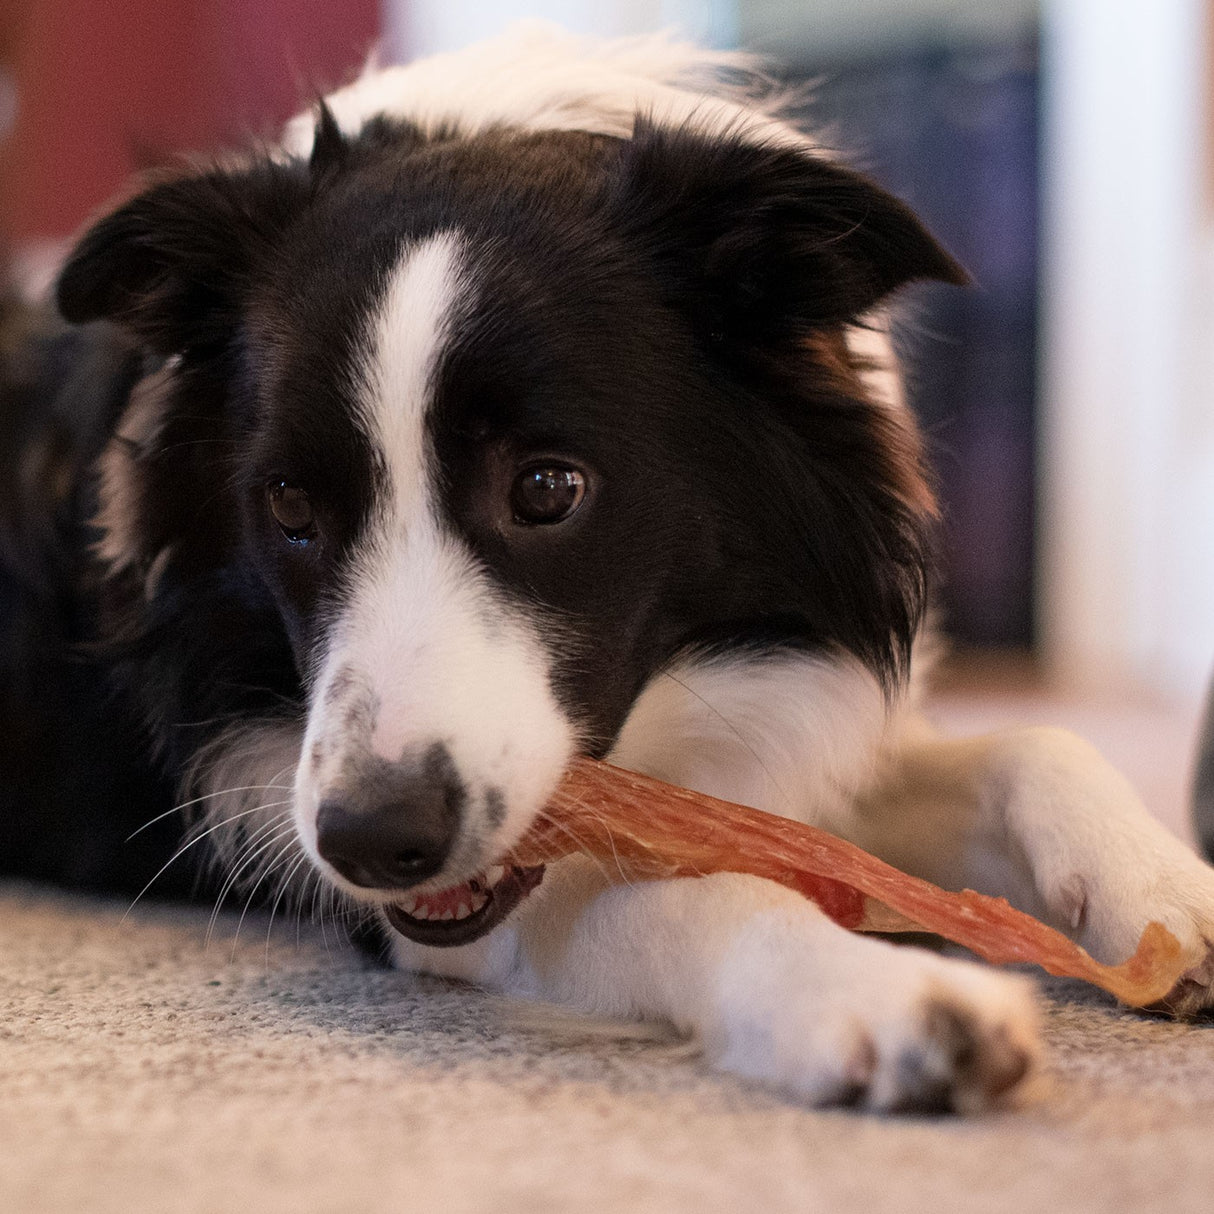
[511,466,586,525]
[268,481,317,544]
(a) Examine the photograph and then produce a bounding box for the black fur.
[3,112,960,895]
[0,309,188,892]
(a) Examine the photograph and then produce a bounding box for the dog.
[4,25,1214,1114]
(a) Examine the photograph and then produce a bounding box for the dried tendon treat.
[509,758,1190,1010]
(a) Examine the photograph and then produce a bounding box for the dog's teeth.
[439,909,455,921]
[485,866,505,887]
[454,902,471,920]
[399,896,420,917]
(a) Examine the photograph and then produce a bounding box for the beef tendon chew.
[509,758,1190,1011]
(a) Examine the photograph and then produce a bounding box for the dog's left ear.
[608,122,967,346]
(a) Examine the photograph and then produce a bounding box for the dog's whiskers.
[205,814,296,944]
[266,851,313,962]
[125,780,293,842]
[229,832,302,958]
[122,800,292,919]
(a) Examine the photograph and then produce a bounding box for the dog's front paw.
[1008,731,1214,1016]
[989,726,1214,1017]
[705,920,1040,1113]
[1055,845,1214,1018]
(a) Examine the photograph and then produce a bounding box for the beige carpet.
[3,686,1213,1214]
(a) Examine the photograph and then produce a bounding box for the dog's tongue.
[406,880,482,921]
[419,885,467,913]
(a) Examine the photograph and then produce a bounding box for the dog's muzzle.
[311,743,545,947]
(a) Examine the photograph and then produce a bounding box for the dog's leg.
[389,858,1038,1111]
[850,719,1214,1013]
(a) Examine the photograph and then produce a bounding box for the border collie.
[4,25,1214,1114]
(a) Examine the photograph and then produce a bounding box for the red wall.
[0,0,381,246]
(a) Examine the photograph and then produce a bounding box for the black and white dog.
[4,26,1213,1113]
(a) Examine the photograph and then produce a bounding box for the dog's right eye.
[268,481,317,544]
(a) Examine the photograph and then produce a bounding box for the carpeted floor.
[3,684,1213,1214]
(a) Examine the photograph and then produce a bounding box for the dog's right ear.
[55,97,356,356]
[56,160,311,355]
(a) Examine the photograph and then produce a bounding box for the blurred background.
[2,0,1212,831]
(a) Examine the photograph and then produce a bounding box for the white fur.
[609,650,888,825]
[292,234,576,898]
[282,23,810,158]
[189,718,307,910]
[359,232,462,526]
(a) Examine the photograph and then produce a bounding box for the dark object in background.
[1195,678,1214,861]
[793,36,1039,648]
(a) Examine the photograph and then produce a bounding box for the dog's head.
[58,104,961,943]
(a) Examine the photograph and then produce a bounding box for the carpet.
[3,686,1213,1214]
[4,892,1214,1213]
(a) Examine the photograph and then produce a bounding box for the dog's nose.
[314,747,463,890]
[315,799,456,889]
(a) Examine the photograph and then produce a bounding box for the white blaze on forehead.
[359,231,464,524]
[295,232,575,874]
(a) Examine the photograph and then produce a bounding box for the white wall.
[1038,0,1214,698]
[383,0,737,61]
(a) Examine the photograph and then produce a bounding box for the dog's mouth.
[383,863,546,947]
